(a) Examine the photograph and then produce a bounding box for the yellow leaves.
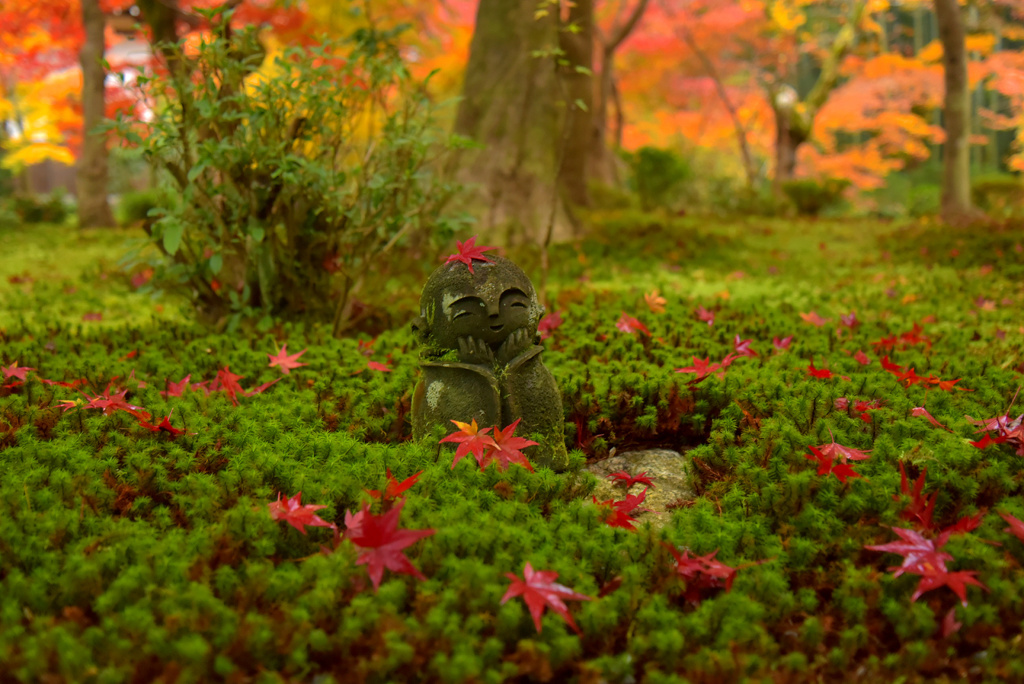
[1002,26,1024,42]
[768,1,805,33]
[918,40,942,63]
[919,34,998,64]
[0,142,75,170]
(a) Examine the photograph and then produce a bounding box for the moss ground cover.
[2,217,1024,682]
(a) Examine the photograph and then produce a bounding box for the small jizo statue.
[411,238,570,472]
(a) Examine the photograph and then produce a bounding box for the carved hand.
[457,336,495,365]
[496,328,533,366]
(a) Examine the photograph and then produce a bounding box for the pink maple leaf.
[538,311,563,340]
[479,418,537,472]
[444,236,496,274]
[268,492,336,535]
[911,407,953,433]
[773,335,793,351]
[245,377,282,397]
[500,561,592,634]
[840,312,859,328]
[267,344,308,375]
[814,429,872,462]
[367,360,392,372]
[695,305,715,326]
[999,511,1024,543]
[160,374,192,398]
[616,312,650,336]
[733,335,758,357]
[440,419,497,469]
[2,362,36,382]
[853,350,870,365]
[344,498,435,591]
[675,356,721,380]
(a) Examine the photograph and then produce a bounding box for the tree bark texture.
[450,0,578,243]
[934,0,973,220]
[76,0,115,228]
[558,0,594,208]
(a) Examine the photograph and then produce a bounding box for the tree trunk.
[558,0,593,208]
[934,0,973,221]
[591,0,650,185]
[77,0,115,228]
[450,0,570,244]
[773,111,807,191]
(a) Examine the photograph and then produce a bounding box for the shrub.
[8,191,70,224]
[114,14,465,332]
[781,178,850,216]
[116,188,175,226]
[971,173,1023,217]
[626,146,692,211]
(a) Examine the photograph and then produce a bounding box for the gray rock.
[585,448,695,530]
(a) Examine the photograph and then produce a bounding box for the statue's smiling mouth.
[490,324,504,332]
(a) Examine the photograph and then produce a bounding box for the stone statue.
[410,240,570,472]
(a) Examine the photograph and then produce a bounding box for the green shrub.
[114,14,464,332]
[9,191,70,224]
[626,146,692,211]
[781,178,850,216]
[971,173,1023,217]
[116,188,174,226]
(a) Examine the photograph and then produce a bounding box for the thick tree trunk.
[77,0,114,228]
[934,0,973,221]
[558,0,593,208]
[450,0,573,244]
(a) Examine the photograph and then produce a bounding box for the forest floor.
[1,216,1023,683]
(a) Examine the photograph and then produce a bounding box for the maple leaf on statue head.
[444,236,496,274]
[344,498,435,591]
[267,343,308,375]
[479,418,537,472]
[268,491,336,535]
[501,561,592,634]
[440,419,497,469]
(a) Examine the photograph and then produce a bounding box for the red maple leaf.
[663,544,737,604]
[81,384,151,421]
[910,569,988,607]
[615,312,650,336]
[246,377,282,397]
[998,511,1024,543]
[365,468,423,502]
[814,429,872,462]
[880,355,904,374]
[500,561,592,634]
[970,433,1009,449]
[440,419,497,469]
[840,312,859,328]
[138,410,187,438]
[799,311,830,327]
[2,362,35,384]
[733,335,758,357]
[444,236,496,274]
[807,359,833,379]
[897,461,937,530]
[593,488,649,531]
[267,344,308,375]
[607,470,655,489]
[805,445,860,483]
[537,311,563,340]
[695,305,715,326]
[367,360,392,372]
[344,498,435,591]
[773,335,793,351]
[160,374,192,398]
[479,418,537,472]
[268,491,336,535]
[675,356,721,380]
[911,407,952,432]
[216,366,245,406]
[853,350,870,365]
[873,335,899,353]
[898,367,925,387]
[38,377,86,388]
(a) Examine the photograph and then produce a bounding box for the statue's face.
[415,257,543,353]
[446,287,532,347]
